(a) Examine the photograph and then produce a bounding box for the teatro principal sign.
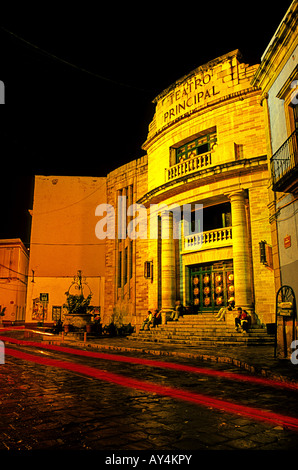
[152,49,257,133]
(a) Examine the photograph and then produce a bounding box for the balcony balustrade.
[166,151,212,182]
[183,227,233,252]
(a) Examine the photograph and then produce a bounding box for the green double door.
[189,263,234,313]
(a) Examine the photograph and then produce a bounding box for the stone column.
[161,211,175,323]
[228,190,253,312]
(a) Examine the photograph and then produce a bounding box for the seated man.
[235,307,249,333]
[140,311,153,331]
[240,310,249,333]
[215,300,235,321]
[171,301,184,321]
[152,309,161,327]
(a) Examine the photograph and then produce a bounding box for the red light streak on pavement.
[1,335,298,391]
[5,346,298,432]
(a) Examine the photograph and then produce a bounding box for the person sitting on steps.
[235,307,250,334]
[170,301,184,321]
[214,300,235,321]
[140,311,153,331]
[152,309,161,327]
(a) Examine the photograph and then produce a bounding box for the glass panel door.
[189,262,234,313]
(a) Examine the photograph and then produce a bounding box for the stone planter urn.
[64,313,92,330]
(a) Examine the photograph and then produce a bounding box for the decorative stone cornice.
[137,156,267,206]
[142,87,261,151]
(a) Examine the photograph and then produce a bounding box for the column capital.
[225,189,247,200]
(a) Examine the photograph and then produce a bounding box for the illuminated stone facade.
[102,156,148,327]
[26,50,278,332]
[105,50,276,330]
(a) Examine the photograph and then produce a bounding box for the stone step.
[172,319,236,325]
[140,322,267,331]
[179,314,218,321]
[134,331,273,340]
[128,336,274,347]
[165,322,227,327]
[148,324,267,333]
[130,334,274,345]
[139,326,267,336]
[179,320,237,325]
[130,311,274,347]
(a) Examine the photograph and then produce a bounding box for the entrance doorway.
[189,261,234,313]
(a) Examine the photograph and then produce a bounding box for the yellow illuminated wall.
[25,175,106,325]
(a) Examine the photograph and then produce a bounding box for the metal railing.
[270,130,298,188]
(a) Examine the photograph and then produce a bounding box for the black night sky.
[0,2,291,244]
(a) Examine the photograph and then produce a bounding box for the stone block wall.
[103,156,149,329]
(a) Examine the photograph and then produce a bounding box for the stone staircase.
[128,313,275,347]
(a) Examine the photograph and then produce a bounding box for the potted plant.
[64,292,93,315]
[63,293,93,330]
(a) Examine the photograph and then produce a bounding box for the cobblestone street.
[1,340,298,459]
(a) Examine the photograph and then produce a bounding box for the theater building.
[25,50,278,332]
[105,50,276,330]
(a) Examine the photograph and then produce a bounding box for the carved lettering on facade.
[159,72,223,124]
